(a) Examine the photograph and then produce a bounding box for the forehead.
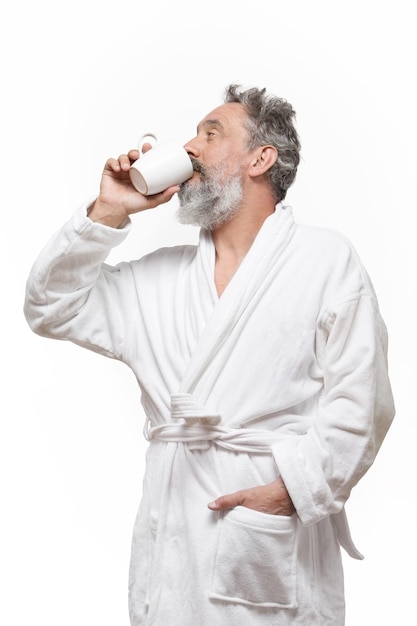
[197,102,249,133]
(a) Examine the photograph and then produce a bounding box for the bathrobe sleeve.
[23,201,137,360]
[271,291,395,526]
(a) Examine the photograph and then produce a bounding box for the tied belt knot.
[144,392,279,453]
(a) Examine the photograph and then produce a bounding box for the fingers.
[141,142,153,154]
[104,150,140,173]
[127,148,140,163]
[207,479,296,516]
[144,185,180,208]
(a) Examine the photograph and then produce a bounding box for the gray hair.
[224,84,301,202]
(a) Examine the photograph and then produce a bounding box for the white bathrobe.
[24,201,395,625]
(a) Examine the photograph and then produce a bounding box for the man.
[24,84,395,625]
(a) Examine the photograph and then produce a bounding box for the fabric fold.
[170,392,221,425]
[176,204,296,397]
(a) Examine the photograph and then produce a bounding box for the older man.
[24,84,395,625]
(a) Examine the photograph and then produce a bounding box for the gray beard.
[176,161,243,230]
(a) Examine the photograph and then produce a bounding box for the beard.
[176,158,243,230]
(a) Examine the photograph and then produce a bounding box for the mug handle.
[138,133,158,153]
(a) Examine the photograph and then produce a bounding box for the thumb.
[207,492,243,511]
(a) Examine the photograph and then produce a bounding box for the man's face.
[177,103,253,229]
[184,102,252,181]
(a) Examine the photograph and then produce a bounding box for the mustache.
[190,157,206,176]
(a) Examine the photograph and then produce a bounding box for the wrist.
[88,198,128,229]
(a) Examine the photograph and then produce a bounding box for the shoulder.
[291,222,376,300]
[294,222,363,266]
[295,222,354,251]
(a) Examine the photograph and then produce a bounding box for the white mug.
[129,133,193,195]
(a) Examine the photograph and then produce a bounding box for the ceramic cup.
[129,133,193,195]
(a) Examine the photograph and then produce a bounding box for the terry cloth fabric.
[24,202,395,625]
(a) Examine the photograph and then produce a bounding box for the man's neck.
[211,193,276,296]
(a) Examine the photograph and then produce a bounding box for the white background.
[1,1,416,624]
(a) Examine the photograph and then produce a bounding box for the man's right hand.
[88,147,180,228]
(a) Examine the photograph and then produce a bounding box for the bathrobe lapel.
[171,205,296,422]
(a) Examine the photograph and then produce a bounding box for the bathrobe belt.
[146,421,284,452]
[145,392,284,452]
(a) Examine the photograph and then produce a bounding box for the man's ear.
[248,146,278,178]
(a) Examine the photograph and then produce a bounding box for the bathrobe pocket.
[210,506,298,608]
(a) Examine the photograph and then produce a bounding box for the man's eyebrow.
[197,119,224,133]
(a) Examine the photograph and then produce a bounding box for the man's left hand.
[207,476,296,516]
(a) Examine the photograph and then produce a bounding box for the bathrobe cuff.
[73,197,132,241]
[271,440,334,525]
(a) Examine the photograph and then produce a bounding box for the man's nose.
[184,137,200,158]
